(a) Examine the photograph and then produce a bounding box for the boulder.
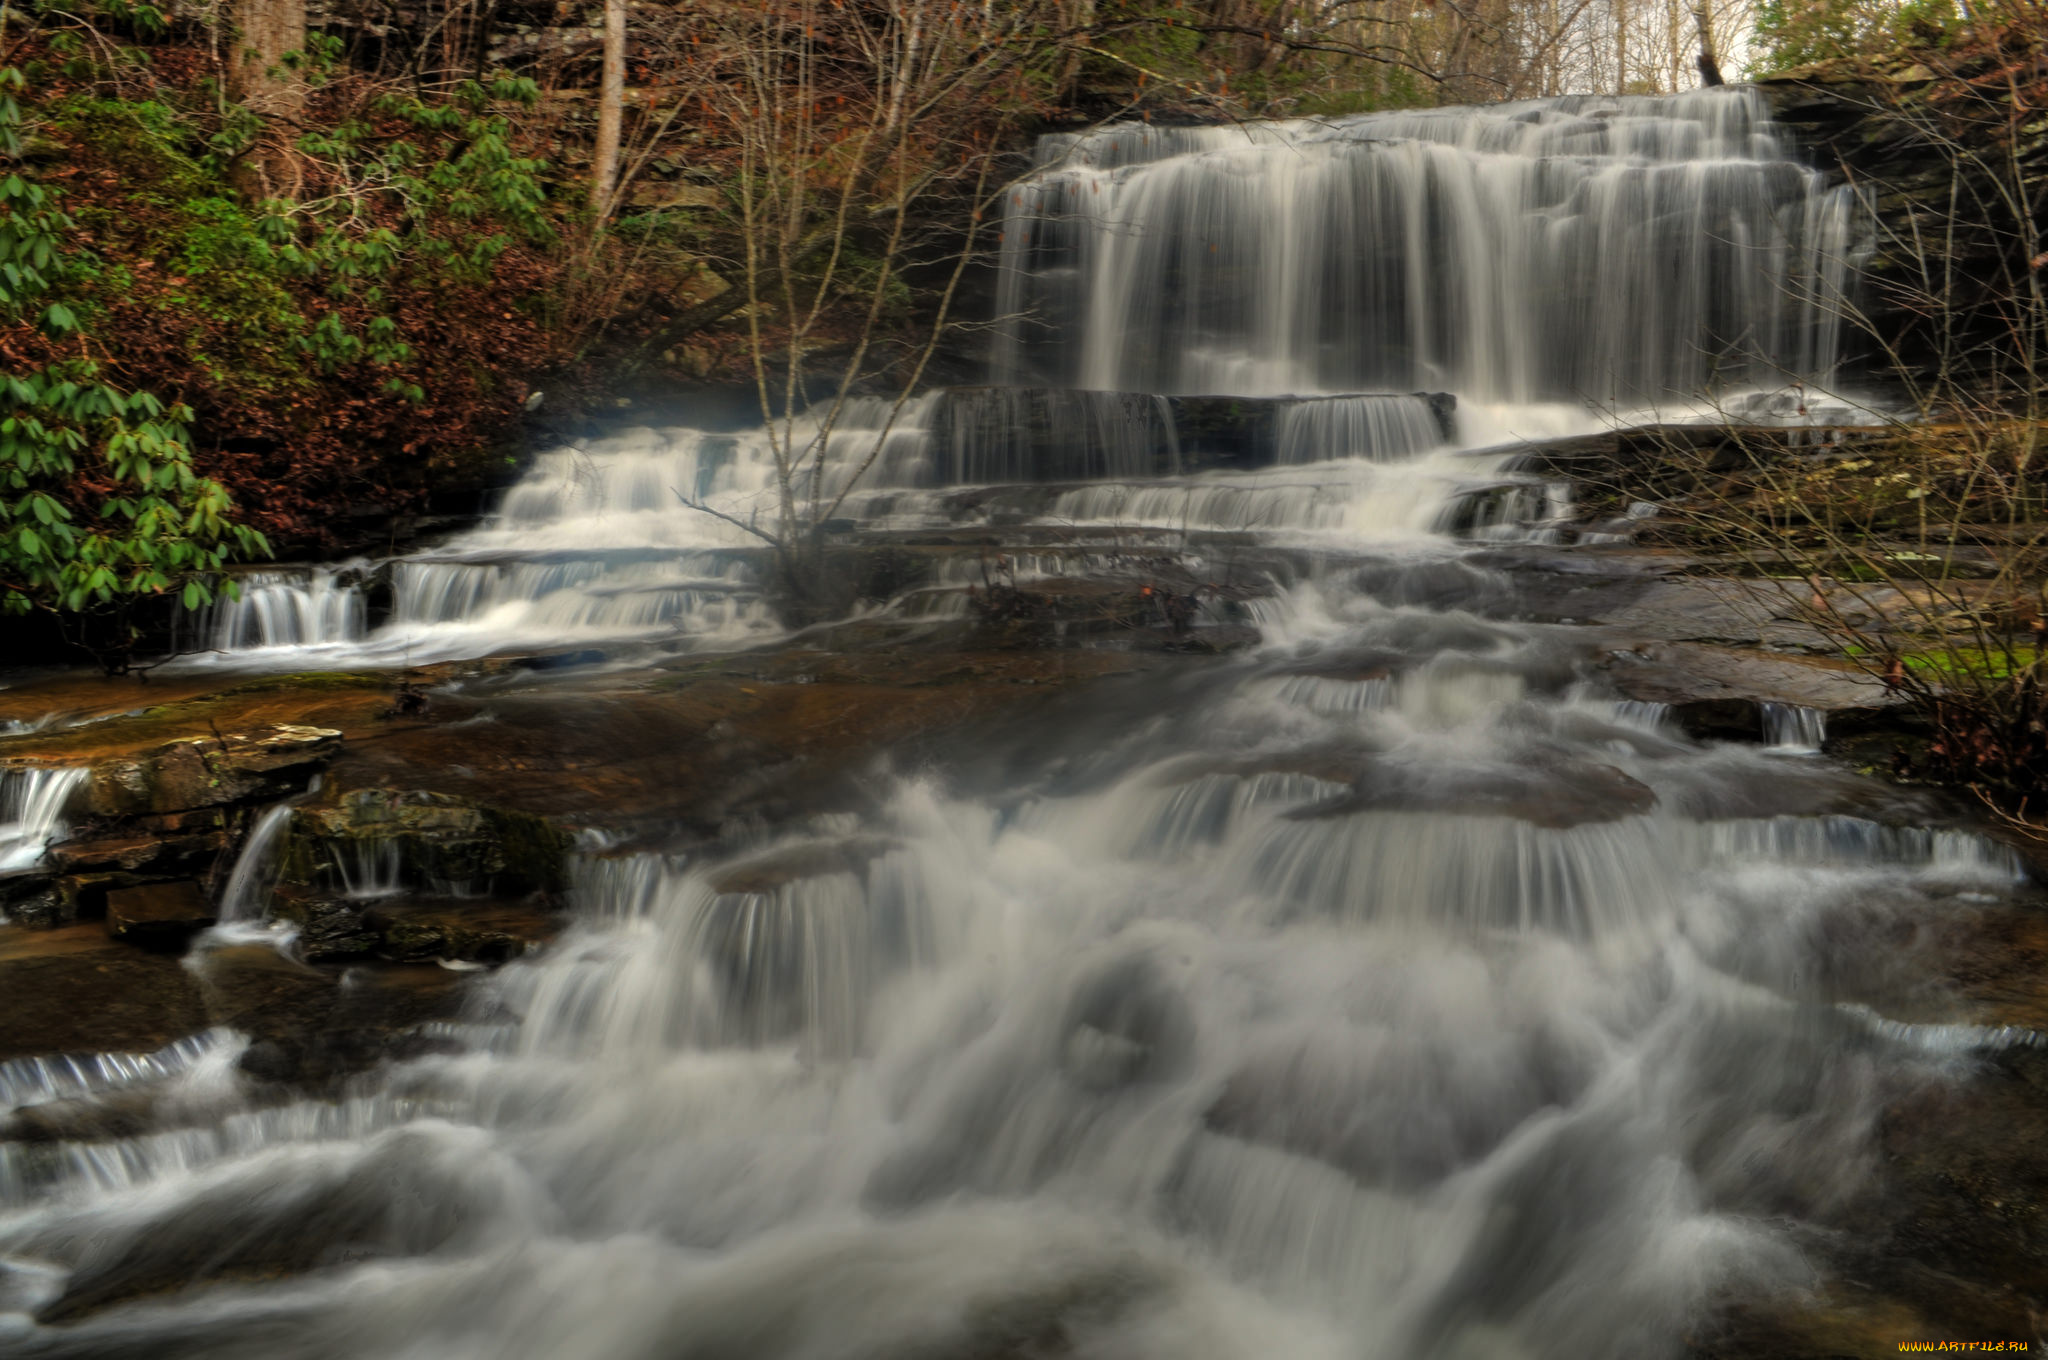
[0,873,61,928]
[267,889,384,961]
[281,788,570,897]
[260,790,570,962]
[183,941,468,1086]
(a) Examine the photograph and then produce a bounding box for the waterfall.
[170,88,1872,668]
[0,766,86,875]
[1761,702,1828,753]
[201,568,369,652]
[0,665,2025,1354]
[0,1033,229,1113]
[992,87,1862,409]
[11,88,1998,1360]
[217,804,298,923]
[922,387,1179,484]
[1273,395,1450,464]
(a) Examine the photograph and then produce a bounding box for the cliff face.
[1756,30,2048,405]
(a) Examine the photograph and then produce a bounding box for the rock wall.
[1,726,342,932]
[1757,35,2048,403]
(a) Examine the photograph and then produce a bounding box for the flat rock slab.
[0,925,207,1062]
[83,724,341,816]
[1604,641,1893,713]
[104,880,216,949]
[1582,577,1835,649]
[0,924,470,1079]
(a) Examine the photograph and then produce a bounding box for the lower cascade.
[0,641,2030,1357]
[0,85,2025,1360]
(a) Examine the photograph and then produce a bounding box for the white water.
[198,569,368,652]
[6,87,1996,1359]
[0,767,87,877]
[994,88,1862,407]
[1762,702,1829,754]
[216,805,299,924]
[0,637,2025,1357]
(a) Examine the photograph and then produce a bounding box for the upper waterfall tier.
[991,87,1864,406]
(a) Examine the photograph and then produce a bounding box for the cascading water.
[1273,395,1451,465]
[0,767,86,877]
[196,568,368,652]
[992,88,1862,410]
[179,89,1870,668]
[7,87,2000,1360]
[0,634,2028,1358]
[1762,701,1829,753]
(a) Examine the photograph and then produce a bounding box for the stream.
[0,86,2036,1359]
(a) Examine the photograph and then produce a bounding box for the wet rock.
[0,925,208,1063]
[33,1124,502,1324]
[511,648,608,671]
[189,943,466,1086]
[709,837,898,894]
[282,788,571,898]
[48,869,177,927]
[1588,578,1835,650]
[361,898,557,964]
[1810,1049,2048,1342]
[1059,955,1193,1091]
[1,1090,160,1143]
[1603,640,1896,743]
[1300,758,1659,829]
[1685,1288,1949,1360]
[0,872,61,928]
[267,889,384,961]
[1155,624,1261,654]
[85,724,341,817]
[1352,557,1515,614]
[46,815,229,876]
[103,880,216,950]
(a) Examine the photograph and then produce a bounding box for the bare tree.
[652,0,1090,619]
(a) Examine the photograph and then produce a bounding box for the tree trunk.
[228,0,307,200]
[1613,0,1628,92]
[590,0,626,215]
[1692,2,1723,85]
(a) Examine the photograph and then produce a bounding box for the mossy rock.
[279,789,571,899]
[83,725,342,817]
[362,900,557,964]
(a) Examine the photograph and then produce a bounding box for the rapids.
[0,85,2018,1358]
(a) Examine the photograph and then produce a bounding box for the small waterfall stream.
[0,768,87,878]
[0,88,2007,1358]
